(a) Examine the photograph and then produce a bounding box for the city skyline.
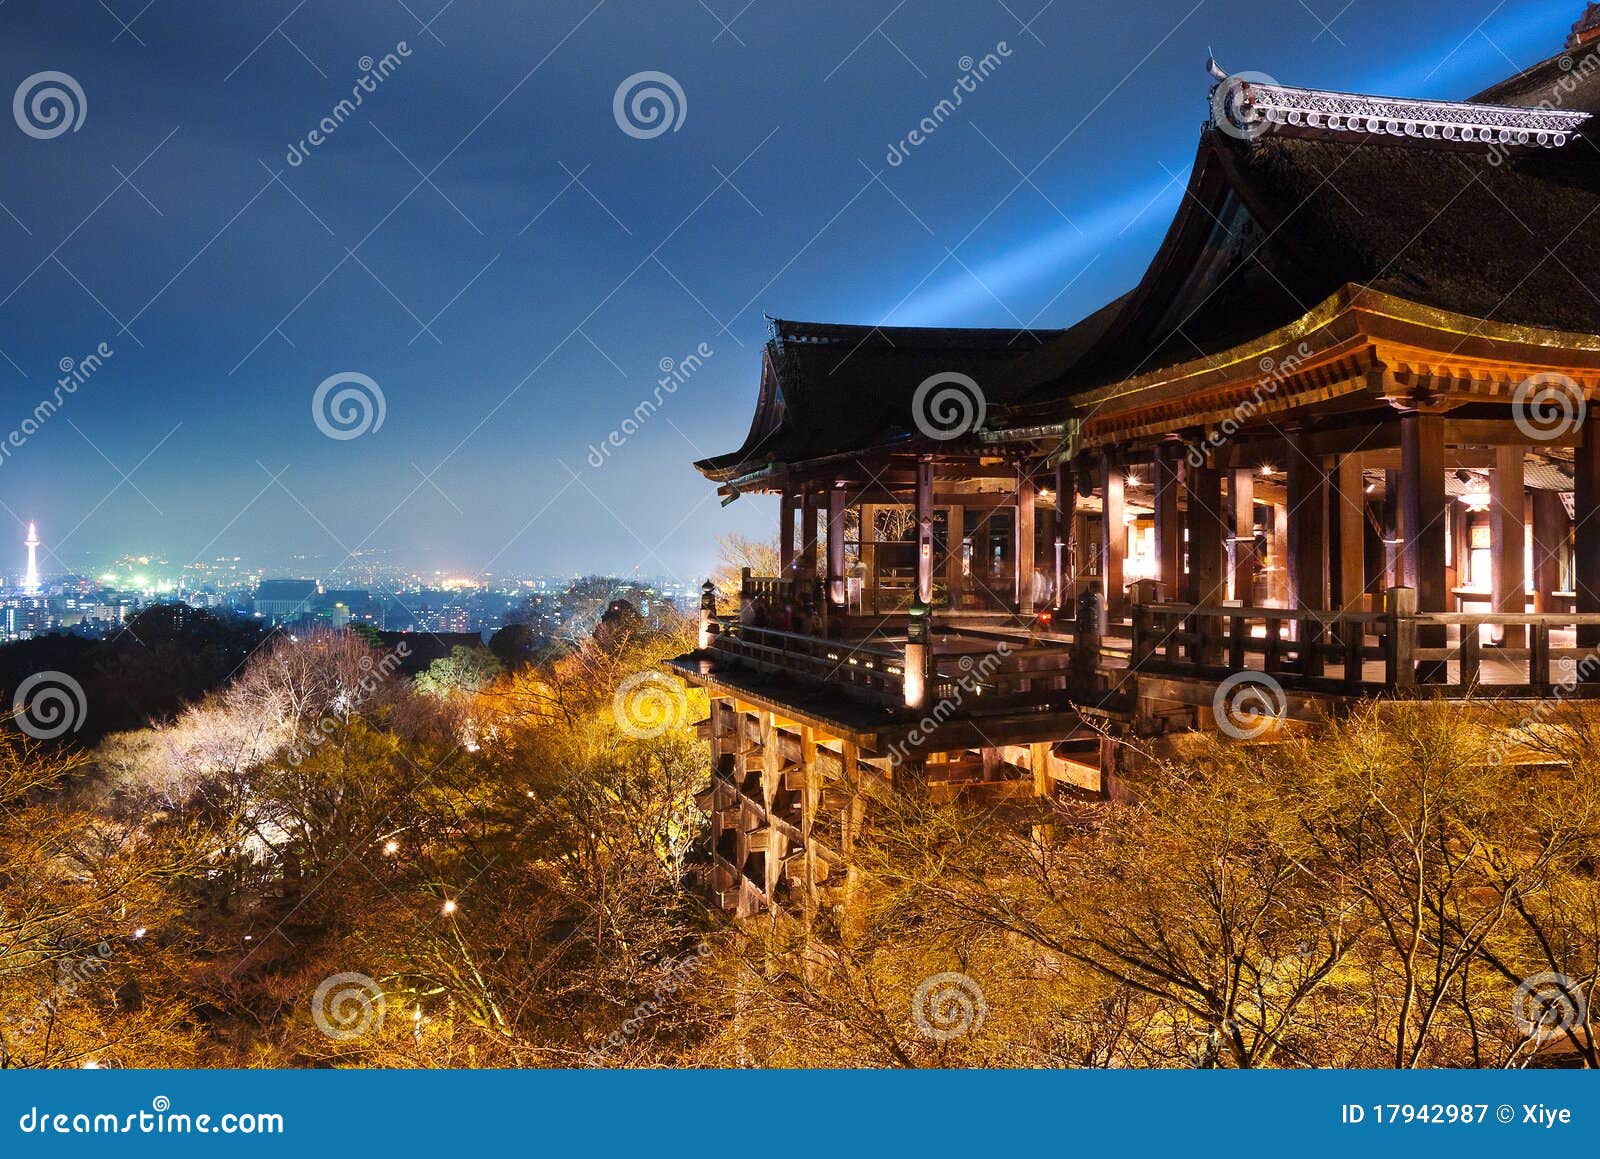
[1,0,1573,587]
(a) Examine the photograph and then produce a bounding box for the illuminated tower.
[23,522,39,595]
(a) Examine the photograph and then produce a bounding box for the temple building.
[668,8,1600,917]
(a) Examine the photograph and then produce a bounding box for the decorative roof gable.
[1208,61,1589,150]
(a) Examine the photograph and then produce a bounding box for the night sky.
[0,0,1578,585]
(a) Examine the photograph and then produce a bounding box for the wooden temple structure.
[667,8,1600,917]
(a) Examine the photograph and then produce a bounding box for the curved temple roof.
[697,16,1600,484]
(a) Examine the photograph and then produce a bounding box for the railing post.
[1531,622,1551,693]
[1300,615,1326,679]
[698,579,718,650]
[1342,618,1364,688]
[904,596,930,710]
[1264,614,1283,676]
[1071,588,1101,689]
[1386,586,1417,689]
[1228,611,1247,671]
[1459,622,1481,692]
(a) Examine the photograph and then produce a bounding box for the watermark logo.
[885,43,1012,167]
[1210,70,1278,141]
[912,371,985,441]
[311,971,386,1041]
[588,342,713,467]
[912,972,986,1041]
[1513,971,1587,1043]
[286,43,412,166]
[1512,371,1586,443]
[13,71,86,140]
[1211,670,1286,740]
[0,341,113,471]
[12,671,87,740]
[312,372,386,440]
[613,671,688,739]
[613,71,686,139]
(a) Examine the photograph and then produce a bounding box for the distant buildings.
[252,579,320,622]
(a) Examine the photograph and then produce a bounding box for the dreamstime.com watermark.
[612,671,689,739]
[1487,45,1600,166]
[1188,341,1317,468]
[1211,670,1288,741]
[1511,371,1587,444]
[613,70,686,139]
[312,371,387,440]
[11,670,89,740]
[286,43,413,165]
[17,1097,283,1136]
[13,70,85,139]
[912,971,986,1041]
[286,641,410,767]
[586,942,712,1064]
[885,43,1013,166]
[912,371,986,441]
[1485,648,1600,767]
[886,642,1011,766]
[588,342,713,467]
[1513,971,1589,1045]
[0,938,113,1059]
[0,342,113,470]
[311,971,387,1041]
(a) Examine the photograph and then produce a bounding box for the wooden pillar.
[1576,412,1600,647]
[945,504,964,608]
[1334,454,1367,612]
[1054,459,1074,611]
[1184,464,1226,605]
[1271,500,1289,606]
[1100,459,1126,625]
[1382,469,1401,590]
[1399,408,1448,681]
[799,488,820,580]
[1230,468,1255,604]
[1016,464,1036,615]
[1154,446,1182,599]
[1286,451,1327,612]
[915,456,935,606]
[1532,489,1566,613]
[1490,446,1526,648]
[860,503,878,613]
[1186,463,1226,665]
[826,483,848,608]
[779,489,796,577]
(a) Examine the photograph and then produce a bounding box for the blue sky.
[0,0,1579,585]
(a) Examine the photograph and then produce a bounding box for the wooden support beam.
[1100,459,1126,625]
[1286,448,1328,613]
[1154,445,1182,599]
[1016,465,1036,615]
[1490,445,1527,648]
[1577,412,1600,647]
[1399,408,1448,681]
[946,504,965,609]
[1230,468,1255,604]
[1185,463,1226,664]
[1532,489,1566,614]
[799,488,819,579]
[1271,500,1289,606]
[1185,464,1226,605]
[827,482,848,607]
[1055,458,1074,610]
[916,457,935,605]
[1334,454,1367,612]
[779,490,796,577]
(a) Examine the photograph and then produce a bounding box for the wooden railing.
[709,619,905,704]
[1134,589,1600,698]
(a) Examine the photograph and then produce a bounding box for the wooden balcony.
[1134,594,1600,699]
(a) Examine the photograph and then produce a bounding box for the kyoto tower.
[23,521,39,595]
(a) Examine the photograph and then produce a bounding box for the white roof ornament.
[1206,61,1589,149]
